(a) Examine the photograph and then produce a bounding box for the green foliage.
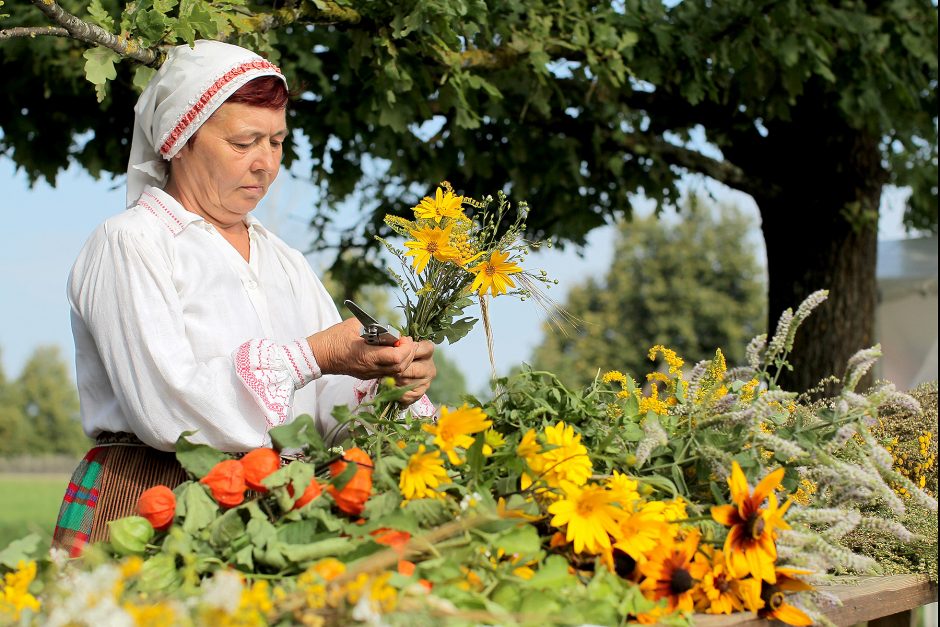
[532,198,766,389]
[0,0,936,386]
[426,350,469,407]
[0,346,89,457]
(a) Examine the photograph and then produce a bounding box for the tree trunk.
[750,128,883,394]
[757,191,879,393]
[718,80,888,394]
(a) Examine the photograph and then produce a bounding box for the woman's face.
[169,102,288,225]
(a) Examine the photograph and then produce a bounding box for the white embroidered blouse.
[69,186,429,452]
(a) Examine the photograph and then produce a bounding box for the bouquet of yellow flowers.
[378,182,555,345]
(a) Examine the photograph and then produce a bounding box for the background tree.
[532,198,766,389]
[0,350,32,456]
[1,0,935,391]
[13,346,88,456]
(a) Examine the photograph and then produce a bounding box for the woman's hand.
[307,318,436,403]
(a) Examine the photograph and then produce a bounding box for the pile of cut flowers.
[1,191,937,626]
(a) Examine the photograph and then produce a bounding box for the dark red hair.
[227,75,289,109]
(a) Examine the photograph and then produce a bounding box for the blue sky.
[0,155,913,394]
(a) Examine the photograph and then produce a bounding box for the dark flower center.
[612,548,636,579]
[715,574,731,593]
[669,567,694,594]
[761,584,785,611]
[747,513,766,539]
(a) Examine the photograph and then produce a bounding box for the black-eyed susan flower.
[689,545,744,615]
[421,404,492,465]
[469,249,522,297]
[711,462,792,583]
[548,481,623,555]
[399,445,450,501]
[757,567,814,626]
[404,224,459,273]
[638,530,701,613]
[413,186,465,223]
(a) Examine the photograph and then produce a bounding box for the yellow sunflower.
[710,462,791,583]
[399,445,450,501]
[421,404,492,465]
[469,249,522,297]
[638,530,701,613]
[413,186,465,223]
[757,567,814,626]
[403,224,459,273]
[547,481,623,555]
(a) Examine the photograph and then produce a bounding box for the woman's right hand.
[307,318,420,381]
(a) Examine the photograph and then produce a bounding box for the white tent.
[874,235,938,390]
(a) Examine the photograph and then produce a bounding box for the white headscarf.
[127,40,287,208]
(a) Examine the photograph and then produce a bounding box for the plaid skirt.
[52,433,188,558]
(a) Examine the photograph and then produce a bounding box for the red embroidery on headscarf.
[160,60,282,156]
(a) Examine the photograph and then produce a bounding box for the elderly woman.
[52,40,436,557]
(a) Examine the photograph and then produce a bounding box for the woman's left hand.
[393,338,436,404]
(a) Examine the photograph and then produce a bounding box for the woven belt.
[95,431,148,447]
[95,431,305,464]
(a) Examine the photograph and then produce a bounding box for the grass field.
[0,473,69,550]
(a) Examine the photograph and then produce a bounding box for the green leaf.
[86,0,114,30]
[178,483,219,533]
[277,519,321,545]
[495,524,541,557]
[282,536,356,564]
[0,534,41,569]
[527,554,577,589]
[269,414,324,452]
[133,66,157,93]
[208,508,246,549]
[175,432,230,478]
[82,47,120,103]
[135,9,172,42]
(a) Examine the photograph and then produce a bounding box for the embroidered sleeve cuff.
[234,339,319,428]
[277,338,322,387]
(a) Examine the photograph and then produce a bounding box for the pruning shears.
[344,299,401,347]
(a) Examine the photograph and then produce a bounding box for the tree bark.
[746,123,883,393]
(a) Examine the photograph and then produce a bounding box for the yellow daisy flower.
[611,500,674,563]
[400,445,450,501]
[548,481,623,554]
[605,470,641,509]
[404,224,459,273]
[469,249,522,297]
[422,404,492,465]
[537,421,593,490]
[414,186,465,223]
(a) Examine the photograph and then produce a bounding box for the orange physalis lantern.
[240,448,280,492]
[291,479,323,510]
[327,447,374,516]
[137,485,176,531]
[200,459,247,508]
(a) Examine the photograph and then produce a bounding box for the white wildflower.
[745,333,767,369]
[200,570,244,613]
[767,308,794,357]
